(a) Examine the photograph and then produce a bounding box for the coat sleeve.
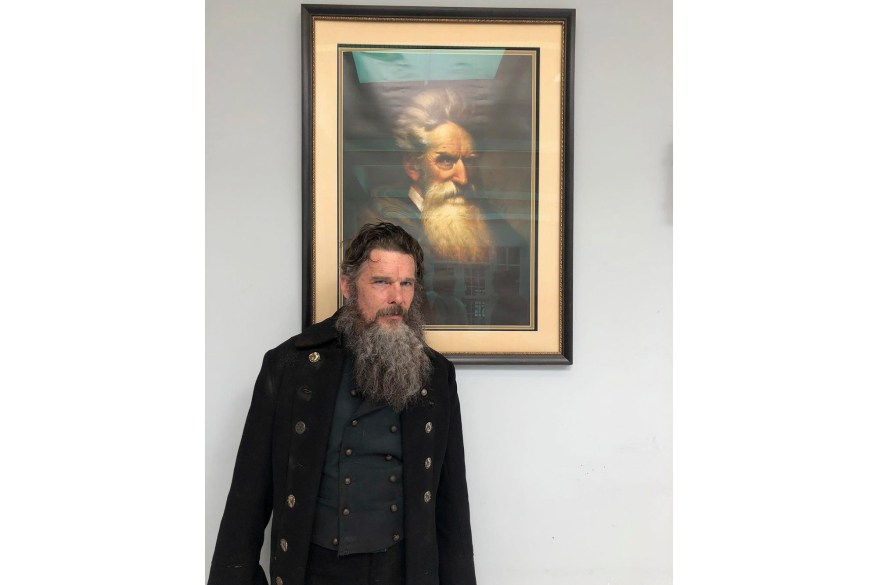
[208,352,277,585]
[435,363,478,585]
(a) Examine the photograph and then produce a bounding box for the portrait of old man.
[340,49,535,328]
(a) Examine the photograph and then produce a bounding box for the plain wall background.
[206,0,672,583]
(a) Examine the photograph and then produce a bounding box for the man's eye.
[401,281,413,287]
[435,155,456,169]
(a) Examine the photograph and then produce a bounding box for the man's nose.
[388,284,404,303]
[451,159,468,185]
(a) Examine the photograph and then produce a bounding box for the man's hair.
[341,222,425,283]
[393,88,473,155]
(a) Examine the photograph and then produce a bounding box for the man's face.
[340,249,417,329]
[406,121,475,192]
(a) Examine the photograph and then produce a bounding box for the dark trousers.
[304,542,405,585]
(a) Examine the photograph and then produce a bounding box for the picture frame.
[302,4,574,364]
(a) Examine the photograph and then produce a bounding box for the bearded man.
[366,88,492,264]
[209,222,478,585]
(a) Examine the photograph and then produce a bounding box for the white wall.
[206,0,671,583]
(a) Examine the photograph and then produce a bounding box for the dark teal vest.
[311,357,404,555]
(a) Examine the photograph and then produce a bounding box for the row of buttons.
[338,502,400,515]
[335,422,432,436]
[340,473,397,484]
[330,490,430,502]
[347,386,428,398]
[350,419,398,432]
[340,464,430,489]
[324,532,401,548]
[421,384,433,506]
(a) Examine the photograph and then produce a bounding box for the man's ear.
[403,155,421,183]
[339,275,351,301]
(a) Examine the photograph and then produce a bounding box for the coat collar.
[294,311,342,350]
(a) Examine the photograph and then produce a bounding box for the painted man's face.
[406,122,476,192]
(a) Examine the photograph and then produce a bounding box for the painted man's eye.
[433,153,476,171]
[435,155,457,170]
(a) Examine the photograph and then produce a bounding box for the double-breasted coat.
[208,313,477,585]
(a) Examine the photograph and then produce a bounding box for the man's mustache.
[375,305,405,318]
[424,180,476,204]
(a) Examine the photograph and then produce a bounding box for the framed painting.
[302,4,574,364]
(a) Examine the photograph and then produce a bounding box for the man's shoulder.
[265,314,341,361]
[425,346,455,376]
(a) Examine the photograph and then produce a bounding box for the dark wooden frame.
[302,4,574,364]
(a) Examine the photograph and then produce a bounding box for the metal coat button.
[279,538,288,552]
[393,534,400,542]
[295,421,306,434]
[424,491,432,503]
[389,474,397,483]
[390,504,398,512]
[345,448,353,456]
[420,388,428,397]
[425,457,432,469]
[308,352,320,363]
[332,537,339,546]
[390,425,398,433]
[385,454,392,461]
[287,494,296,508]
[425,422,433,434]
[343,508,350,516]
[351,419,358,427]
[344,477,352,485]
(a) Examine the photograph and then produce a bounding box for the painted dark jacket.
[208,313,477,585]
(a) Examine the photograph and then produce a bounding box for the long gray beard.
[421,181,492,263]
[335,298,433,413]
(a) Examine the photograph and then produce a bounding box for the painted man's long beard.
[335,292,433,413]
[421,181,492,263]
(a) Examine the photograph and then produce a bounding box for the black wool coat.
[208,314,477,585]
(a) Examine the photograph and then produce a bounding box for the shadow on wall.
[664,142,673,226]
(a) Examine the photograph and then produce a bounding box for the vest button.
[385,454,392,461]
[351,419,358,427]
[332,538,339,546]
[393,534,400,542]
[425,422,433,434]
[343,508,350,516]
[389,475,397,483]
[389,425,398,433]
[425,457,432,469]
[279,538,288,552]
[420,388,428,396]
[287,494,296,508]
[424,490,432,503]
[344,477,352,485]
[295,421,306,434]
[390,504,398,512]
[345,448,353,456]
